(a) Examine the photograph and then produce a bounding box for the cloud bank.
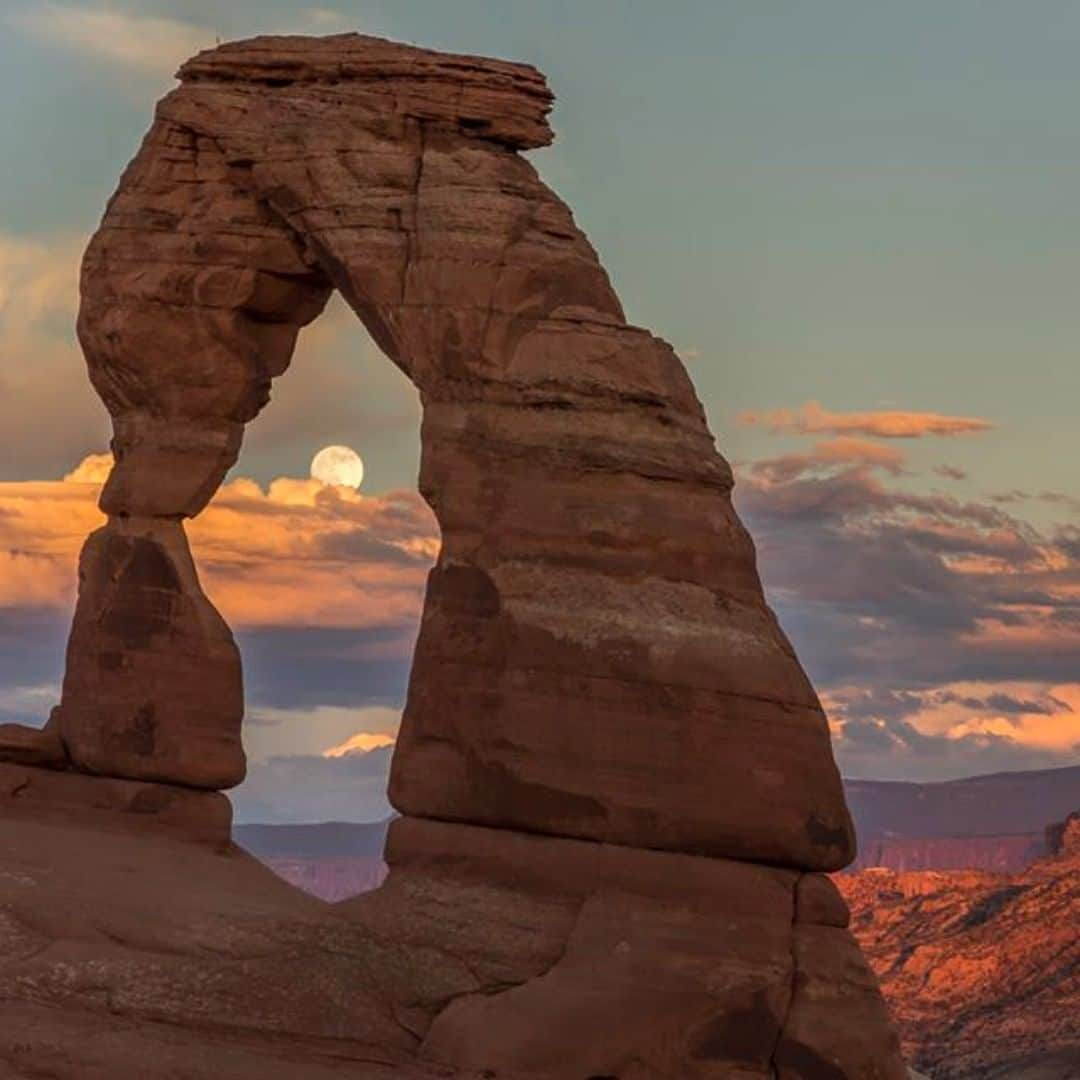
[737,411,1079,782]
[0,457,439,631]
[738,399,993,439]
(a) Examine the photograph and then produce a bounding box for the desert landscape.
[0,29,907,1079]
[1,8,1078,1080]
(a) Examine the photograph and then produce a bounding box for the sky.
[1,1,1077,822]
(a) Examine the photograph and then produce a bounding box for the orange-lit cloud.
[62,453,112,484]
[0,454,440,634]
[322,731,397,758]
[738,437,1079,779]
[824,681,1080,758]
[738,399,992,439]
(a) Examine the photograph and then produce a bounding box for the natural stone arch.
[56,32,853,872]
[0,34,919,1078]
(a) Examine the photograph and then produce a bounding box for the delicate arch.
[57,33,853,871]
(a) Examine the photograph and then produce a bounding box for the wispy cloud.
[935,464,968,481]
[5,3,360,83]
[231,746,394,825]
[0,232,82,332]
[738,399,993,439]
[5,4,216,78]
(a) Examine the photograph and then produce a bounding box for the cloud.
[238,625,414,714]
[0,232,109,480]
[6,4,214,78]
[230,746,394,825]
[737,399,993,439]
[0,455,440,631]
[735,439,1080,779]
[62,453,112,484]
[323,731,396,758]
[0,232,82,332]
[5,4,359,86]
[243,703,400,762]
[0,683,61,727]
[935,465,968,481]
[749,436,906,484]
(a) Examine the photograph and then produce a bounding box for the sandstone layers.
[0,33,905,1077]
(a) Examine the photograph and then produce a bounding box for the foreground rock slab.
[0,780,905,1078]
[351,818,903,1078]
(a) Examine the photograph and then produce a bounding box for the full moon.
[310,445,365,489]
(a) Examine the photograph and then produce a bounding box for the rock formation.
[838,815,1080,1078]
[0,32,907,1077]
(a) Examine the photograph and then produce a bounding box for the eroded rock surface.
[4,31,909,1078]
[56,519,244,788]
[68,31,853,871]
[838,822,1080,1078]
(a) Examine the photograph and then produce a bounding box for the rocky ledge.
[0,766,905,1078]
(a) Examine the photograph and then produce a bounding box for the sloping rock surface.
[0,785,905,1079]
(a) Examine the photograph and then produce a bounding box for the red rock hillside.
[837,812,1080,1079]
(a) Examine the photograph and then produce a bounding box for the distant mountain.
[837,813,1080,1078]
[252,856,388,902]
[233,820,393,901]
[845,765,1080,837]
[844,765,1080,872]
[234,819,391,858]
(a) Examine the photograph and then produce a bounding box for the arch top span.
[177,33,556,151]
[63,32,855,873]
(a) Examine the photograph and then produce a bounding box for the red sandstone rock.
[55,518,244,789]
[0,714,67,768]
[1045,810,1080,856]
[68,30,853,871]
[0,761,233,847]
[348,818,905,1077]
[0,782,908,1078]
[20,30,907,1077]
[0,790,456,1079]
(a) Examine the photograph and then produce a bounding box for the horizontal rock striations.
[72,30,854,871]
[6,31,908,1078]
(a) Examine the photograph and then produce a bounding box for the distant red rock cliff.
[837,812,1080,1079]
[260,856,388,902]
[850,831,1045,873]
